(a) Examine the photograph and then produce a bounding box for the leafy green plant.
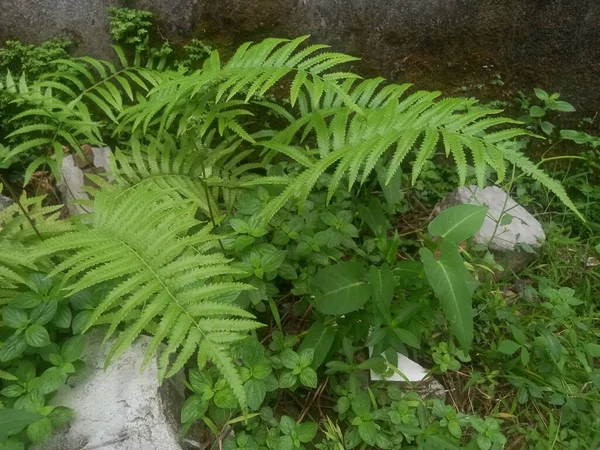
[2,29,599,450]
[108,7,155,49]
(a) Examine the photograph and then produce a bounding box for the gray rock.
[436,185,545,273]
[37,329,185,450]
[57,147,112,216]
[0,195,13,211]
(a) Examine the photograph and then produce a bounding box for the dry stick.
[0,174,43,240]
[298,377,329,423]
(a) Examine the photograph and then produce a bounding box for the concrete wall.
[1,0,599,111]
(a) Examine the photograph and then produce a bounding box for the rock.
[57,147,112,216]
[435,185,546,273]
[37,329,185,450]
[0,195,13,211]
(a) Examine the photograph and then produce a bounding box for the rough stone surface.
[436,185,546,273]
[37,329,185,450]
[1,1,599,112]
[0,195,13,211]
[57,146,111,216]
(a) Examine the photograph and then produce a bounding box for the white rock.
[436,185,546,272]
[57,147,112,216]
[438,185,545,251]
[38,330,184,450]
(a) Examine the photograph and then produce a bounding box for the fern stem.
[0,174,43,240]
[199,159,226,254]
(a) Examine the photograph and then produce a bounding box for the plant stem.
[0,174,43,240]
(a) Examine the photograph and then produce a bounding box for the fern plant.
[0,47,169,182]
[0,191,73,299]
[33,184,261,409]
[115,36,581,225]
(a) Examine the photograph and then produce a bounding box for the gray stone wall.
[1,0,599,111]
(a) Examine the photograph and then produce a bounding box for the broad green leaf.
[424,434,461,450]
[25,325,51,347]
[428,204,488,243]
[0,409,43,437]
[420,240,473,352]
[392,328,420,349]
[497,339,521,355]
[29,302,58,325]
[533,88,549,101]
[280,350,300,369]
[311,262,371,315]
[357,198,389,237]
[26,418,52,444]
[529,106,545,118]
[61,335,85,362]
[375,162,403,210]
[244,379,266,411]
[0,334,28,362]
[296,422,318,443]
[369,264,394,322]
[299,367,318,388]
[181,394,208,423]
[584,343,600,358]
[298,321,337,369]
[3,308,28,329]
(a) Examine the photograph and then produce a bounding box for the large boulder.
[435,185,546,273]
[38,329,185,450]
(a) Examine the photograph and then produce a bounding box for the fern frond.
[502,144,583,220]
[34,185,261,409]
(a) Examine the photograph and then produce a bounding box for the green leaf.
[25,325,51,348]
[0,334,28,362]
[0,409,43,437]
[497,339,521,355]
[214,388,238,409]
[424,434,461,450]
[311,262,371,316]
[529,106,546,118]
[261,249,287,272]
[428,204,488,243]
[52,305,72,329]
[299,367,318,388]
[296,421,318,443]
[375,162,403,210]
[298,348,314,367]
[29,302,58,325]
[357,198,389,237]
[244,378,266,410]
[540,121,555,135]
[297,321,336,369]
[26,417,52,444]
[47,406,73,428]
[533,88,549,101]
[392,328,420,349]
[3,308,29,329]
[369,264,394,322]
[0,384,25,398]
[552,101,575,112]
[278,371,297,389]
[277,435,295,450]
[584,343,600,358]
[358,421,378,445]
[280,350,300,369]
[181,395,208,423]
[61,336,85,362]
[420,241,473,352]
